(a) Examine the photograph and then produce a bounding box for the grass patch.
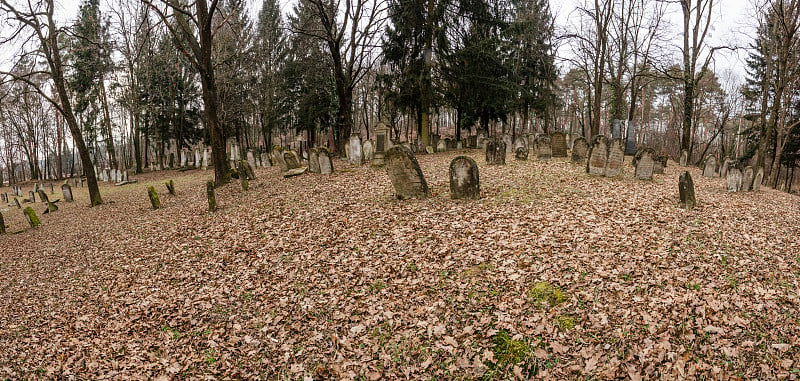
[556,315,576,331]
[527,282,568,308]
[492,330,530,367]
[368,280,386,293]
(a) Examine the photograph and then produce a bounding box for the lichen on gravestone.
[147,186,161,210]
[23,206,40,228]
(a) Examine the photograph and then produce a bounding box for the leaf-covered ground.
[1,150,799,380]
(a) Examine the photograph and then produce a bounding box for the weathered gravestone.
[147,186,161,209]
[634,148,655,180]
[363,140,375,162]
[742,166,754,192]
[653,155,667,174]
[485,139,506,165]
[753,167,764,191]
[550,132,567,157]
[680,149,688,166]
[195,149,202,168]
[385,146,429,200]
[0,210,5,234]
[726,167,743,192]
[28,191,35,203]
[456,140,463,149]
[349,134,363,165]
[703,157,717,177]
[308,148,321,173]
[272,146,288,171]
[318,147,334,174]
[238,160,256,180]
[202,149,209,170]
[587,136,608,175]
[604,139,625,177]
[14,198,21,209]
[261,153,271,167]
[23,206,40,228]
[283,151,301,170]
[62,184,73,202]
[720,158,731,178]
[373,122,390,166]
[679,171,696,210]
[449,156,480,200]
[515,145,529,161]
[535,135,552,161]
[436,140,446,152]
[247,150,258,170]
[571,137,588,164]
[38,190,57,213]
[501,134,513,153]
[425,146,434,154]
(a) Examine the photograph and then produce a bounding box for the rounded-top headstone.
[703,157,717,177]
[741,166,754,192]
[550,132,567,157]
[385,146,429,200]
[309,148,321,173]
[449,156,480,200]
[679,171,696,210]
[501,134,513,153]
[604,138,625,177]
[485,139,506,165]
[571,137,588,164]
[587,135,608,175]
[535,135,552,161]
[753,167,764,191]
[726,167,743,192]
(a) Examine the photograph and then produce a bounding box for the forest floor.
[0,149,799,380]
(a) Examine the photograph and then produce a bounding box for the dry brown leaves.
[0,151,799,380]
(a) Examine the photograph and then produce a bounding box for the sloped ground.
[0,150,798,380]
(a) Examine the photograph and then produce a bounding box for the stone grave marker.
[742,166,754,192]
[436,140,446,152]
[349,134,363,165]
[679,171,696,210]
[587,136,608,175]
[0,210,5,234]
[634,148,655,180]
[653,155,666,174]
[753,167,764,191]
[195,149,202,168]
[363,140,375,162]
[550,132,567,157]
[283,151,301,170]
[726,167,742,192]
[23,206,40,228]
[680,149,688,166]
[261,153,271,167]
[29,191,36,203]
[449,156,480,200]
[203,149,209,170]
[318,148,334,174]
[720,158,731,178]
[456,140,463,149]
[247,150,257,170]
[309,148,321,173]
[501,134,513,153]
[14,198,21,209]
[271,146,288,171]
[571,137,588,164]
[515,145,529,161]
[485,139,506,165]
[535,135,552,161]
[373,122,390,166]
[385,146,429,200]
[425,146,434,154]
[703,157,717,177]
[604,139,625,177]
[62,184,73,202]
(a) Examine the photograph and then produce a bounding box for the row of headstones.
[270,146,334,176]
[385,146,479,200]
[96,167,130,183]
[480,132,570,159]
[0,205,45,233]
[701,156,764,192]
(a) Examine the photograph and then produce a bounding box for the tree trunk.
[100,79,118,169]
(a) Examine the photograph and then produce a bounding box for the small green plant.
[556,315,576,331]
[369,280,386,293]
[527,282,567,308]
[686,282,701,291]
[161,325,182,340]
[203,349,216,365]
[491,330,530,367]
[406,262,418,272]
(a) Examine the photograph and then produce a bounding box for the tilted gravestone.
[703,157,717,177]
[604,139,625,177]
[23,206,41,228]
[571,137,588,164]
[742,166,754,192]
[726,167,743,192]
[29,191,36,203]
[550,132,567,157]
[587,135,608,175]
[62,183,73,202]
[515,145,529,161]
[385,146,429,200]
[449,156,480,200]
[425,146,434,154]
[349,134,363,165]
[14,198,21,209]
[501,134,513,153]
[272,146,288,171]
[535,135,552,161]
[318,147,334,174]
[283,151,301,170]
[308,148,321,174]
[653,155,666,175]
[753,167,764,191]
[0,210,5,234]
[634,148,656,180]
[720,158,731,178]
[680,149,688,166]
[485,139,506,165]
[679,171,696,210]
[237,160,256,180]
[436,140,446,152]
[363,140,375,162]
[514,137,527,151]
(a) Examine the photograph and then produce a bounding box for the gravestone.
[437,140,446,152]
[456,140,463,149]
[261,153,271,167]
[14,198,21,209]
[477,132,487,148]
[373,122,390,166]
[468,135,477,148]
[726,168,743,192]
[385,146,429,200]
[425,146,434,154]
[571,138,588,164]
[485,139,506,165]
[535,135,552,161]
[318,148,334,174]
[449,156,480,200]
[550,132,567,157]
[679,171,696,210]
[1,193,5,203]
[247,150,257,170]
[284,151,301,170]
[587,136,608,176]
[29,191,35,203]
[624,120,636,155]
[680,149,688,166]
[742,166,754,192]
[271,146,288,171]
[514,137,527,151]
[345,142,350,159]
[202,149,209,170]
[39,190,57,213]
[703,157,717,177]
[0,210,5,234]
[181,150,187,167]
[653,155,665,175]
[753,167,764,191]
[634,148,655,180]
[238,160,256,180]
[363,140,375,162]
[62,184,73,202]
[720,158,731,178]
[195,149,201,168]
[349,134,363,165]
[604,139,625,177]
[445,138,457,150]
[308,148,321,173]
[23,206,40,228]
[501,134,513,153]
[612,119,622,139]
